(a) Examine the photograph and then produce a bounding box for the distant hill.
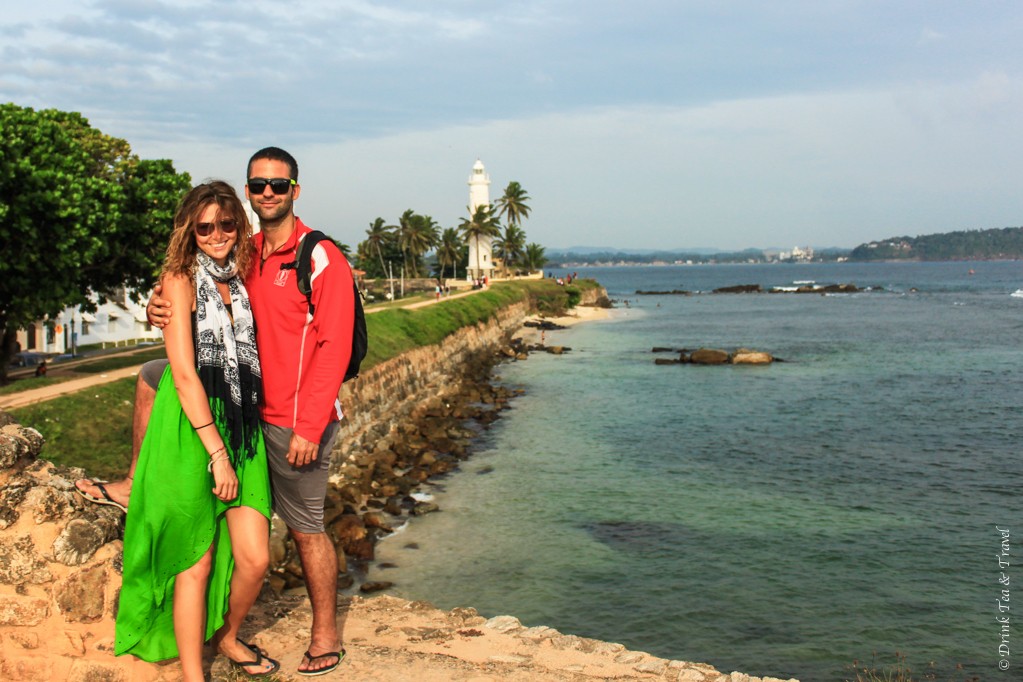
[849,227,1023,261]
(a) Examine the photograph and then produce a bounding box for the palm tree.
[458,204,501,279]
[364,217,391,279]
[493,224,527,275]
[496,181,531,228]
[402,213,439,277]
[436,227,462,281]
[396,208,415,277]
[523,242,547,272]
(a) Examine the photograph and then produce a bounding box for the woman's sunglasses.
[247,177,296,195]
[195,218,239,237]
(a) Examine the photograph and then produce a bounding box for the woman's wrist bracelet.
[193,420,214,431]
[205,456,228,472]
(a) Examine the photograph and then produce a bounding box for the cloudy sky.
[2,1,1021,251]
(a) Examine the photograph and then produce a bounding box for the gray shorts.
[263,420,341,534]
[140,358,169,390]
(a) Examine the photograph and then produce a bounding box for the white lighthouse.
[466,159,495,281]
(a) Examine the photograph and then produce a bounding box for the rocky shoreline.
[0,302,798,681]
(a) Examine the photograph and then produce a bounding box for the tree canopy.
[0,104,191,379]
[849,227,1023,261]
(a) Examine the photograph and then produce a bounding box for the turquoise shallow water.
[371,262,1023,681]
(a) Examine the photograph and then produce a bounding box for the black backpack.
[282,230,367,382]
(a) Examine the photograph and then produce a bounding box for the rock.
[0,423,45,469]
[0,594,49,626]
[484,615,523,633]
[412,501,439,516]
[635,658,668,674]
[655,358,680,365]
[731,351,773,365]
[713,284,762,294]
[51,518,114,566]
[689,348,730,365]
[0,535,51,584]
[362,511,393,532]
[55,564,107,623]
[360,581,394,593]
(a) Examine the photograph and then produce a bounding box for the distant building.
[15,288,157,359]
[466,159,495,280]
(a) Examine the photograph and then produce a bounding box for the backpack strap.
[279,230,331,316]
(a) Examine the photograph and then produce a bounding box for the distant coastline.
[547,224,1023,267]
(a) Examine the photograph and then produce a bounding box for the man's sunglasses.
[247,177,296,195]
[195,218,239,237]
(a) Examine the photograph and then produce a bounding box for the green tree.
[364,217,392,278]
[523,242,548,272]
[0,104,191,381]
[435,227,463,281]
[458,204,501,279]
[494,224,527,275]
[402,213,439,277]
[496,181,531,228]
[396,208,415,277]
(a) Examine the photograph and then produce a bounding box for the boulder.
[732,351,773,365]
[688,348,730,365]
[713,284,762,294]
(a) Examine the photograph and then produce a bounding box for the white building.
[466,159,496,281]
[15,288,158,359]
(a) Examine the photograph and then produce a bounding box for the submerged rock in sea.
[688,348,731,365]
[732,350,774,365]
[713,284,763,294]
[653,347,776,366]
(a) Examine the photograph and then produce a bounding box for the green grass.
[10,377,136,479]
[8,279,595,479]
[70,346,169,373]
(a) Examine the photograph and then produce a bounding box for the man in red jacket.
[241,147,353,676]
[77,147,354,676]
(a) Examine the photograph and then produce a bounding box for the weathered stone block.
[52,519,107,566]
[0,593,49,626]
[0,535,51,585]
[55,564,107,623]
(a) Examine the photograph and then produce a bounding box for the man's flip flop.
[297,649,346,676]
[76,480,127,514]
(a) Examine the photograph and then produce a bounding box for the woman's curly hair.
[161,180,256,280]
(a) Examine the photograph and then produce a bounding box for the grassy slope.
[10,279,598,479]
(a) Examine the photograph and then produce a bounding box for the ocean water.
[370,261,1023,681]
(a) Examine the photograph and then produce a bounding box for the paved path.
[1,286,489,411]
[0,366,144,411]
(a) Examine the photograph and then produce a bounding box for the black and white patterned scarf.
[194,250,262,463]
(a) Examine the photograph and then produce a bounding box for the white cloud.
[4,2,1023,251]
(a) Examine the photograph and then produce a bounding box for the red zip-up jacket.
[247,218,355,444]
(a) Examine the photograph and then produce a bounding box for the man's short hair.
[248,147,299,181]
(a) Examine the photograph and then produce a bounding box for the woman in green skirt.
[115,181,277,679]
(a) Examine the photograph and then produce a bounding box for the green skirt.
[114,366,271,662]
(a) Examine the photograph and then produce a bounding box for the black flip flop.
[297,648,346,676]
[225,648,280,677]
[76,480,127,513]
